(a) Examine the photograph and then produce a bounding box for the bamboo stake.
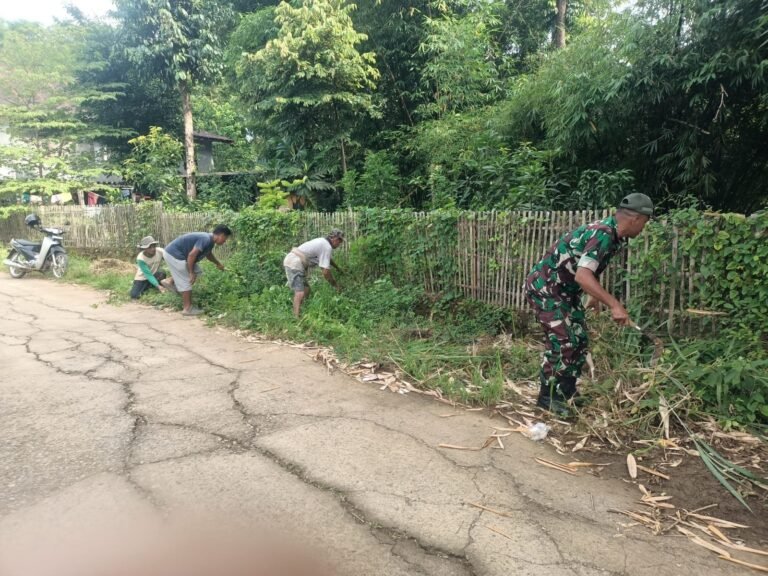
[668,226,678,331]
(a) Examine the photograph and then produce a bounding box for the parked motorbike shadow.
[4,214,69,279]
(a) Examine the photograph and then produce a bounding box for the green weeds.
[64,255,134,303]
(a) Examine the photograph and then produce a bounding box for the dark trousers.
[130,271,167,299]
[526,290,589,383]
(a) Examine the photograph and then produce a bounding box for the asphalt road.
[0,275,748,575]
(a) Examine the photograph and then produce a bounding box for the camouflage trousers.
[526,290,589,381]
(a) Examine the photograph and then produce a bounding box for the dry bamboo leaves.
[676,527,768,572]
[612,486,768,573]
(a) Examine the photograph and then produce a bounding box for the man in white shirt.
[283,229,345,317]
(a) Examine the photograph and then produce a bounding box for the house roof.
[193,130,234,144]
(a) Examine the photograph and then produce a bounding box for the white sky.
[0,0,113,25]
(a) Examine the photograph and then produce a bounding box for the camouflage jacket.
[525,215,625,300]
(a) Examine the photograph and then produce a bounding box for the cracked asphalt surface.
[0,276,749,575]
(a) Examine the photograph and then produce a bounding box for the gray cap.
[619,193,654,217]
[137,235,159,249]
[327,229,345,241]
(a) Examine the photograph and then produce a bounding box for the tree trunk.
[180,81,197,201]
[340,138,347,174]
[554,0,567,49]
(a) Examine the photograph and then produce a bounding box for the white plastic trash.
[527,422,550,441]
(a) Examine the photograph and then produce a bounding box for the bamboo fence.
[0,204,700,327]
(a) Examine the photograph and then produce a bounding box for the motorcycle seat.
[14,239,41,247]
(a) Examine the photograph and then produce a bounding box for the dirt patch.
[90,258,135,275]
[578,449,768,545]
[663,456,768,544]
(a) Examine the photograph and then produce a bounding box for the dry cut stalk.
[534,457,578,476]
[466,502,513,518]
[676,526,731,558]
[439,436,496,452]
[685,512,749,529]
[438,444,485,451]
[636,464,671,480]
[484,525,514,541]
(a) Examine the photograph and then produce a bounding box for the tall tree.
[0,21,125,201]
[554,0,567,48]
[114,0,231,200]
[238,0,380,174]
[75,20,182,156]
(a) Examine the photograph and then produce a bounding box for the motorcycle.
[4,214,68,279]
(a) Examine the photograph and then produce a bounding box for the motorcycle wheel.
[51,251,68,279]
[7,250,27,278]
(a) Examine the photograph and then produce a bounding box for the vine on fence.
[627,208,768,339]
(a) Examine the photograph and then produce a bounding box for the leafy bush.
[341,150,402,208]
[197,175,259,210]
[123,127,184,203]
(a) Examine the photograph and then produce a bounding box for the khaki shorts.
[163,252,202,292]
[284,266,306,292]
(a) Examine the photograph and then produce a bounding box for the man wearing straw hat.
[283,229,345,317]
[525,193,654,416]
[130,236,169,300]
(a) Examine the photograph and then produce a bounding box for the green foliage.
[237,0,380,173]
[627,210,768,340]
[75,20,181,155]
[502,0,768,211]
[232,206,302,249]
[408,107,568,209]
[574,169,635,210]
[0,21,127,200]
[419,0,506,118]
[662,338,768,427]
[0,205,28,219]
[256,179,291,210]
[115,0,232,87]
[192,88,258,173]
[197,175,259,210]
[341,151,402,208]
[123,127,184,202]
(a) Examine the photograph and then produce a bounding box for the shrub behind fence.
[1,204,765,335]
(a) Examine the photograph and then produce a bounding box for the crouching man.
[162,225,232,316]
[283,229,344,317]
[130,236,168,299]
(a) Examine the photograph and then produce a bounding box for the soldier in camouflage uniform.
[525,193,654,415]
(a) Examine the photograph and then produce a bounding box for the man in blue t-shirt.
[162,225,232,316]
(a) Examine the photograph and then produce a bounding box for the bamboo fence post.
[521,211,532,309]
[501,213,511,307]
[509,212,520,309]
[667,226,679,331]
